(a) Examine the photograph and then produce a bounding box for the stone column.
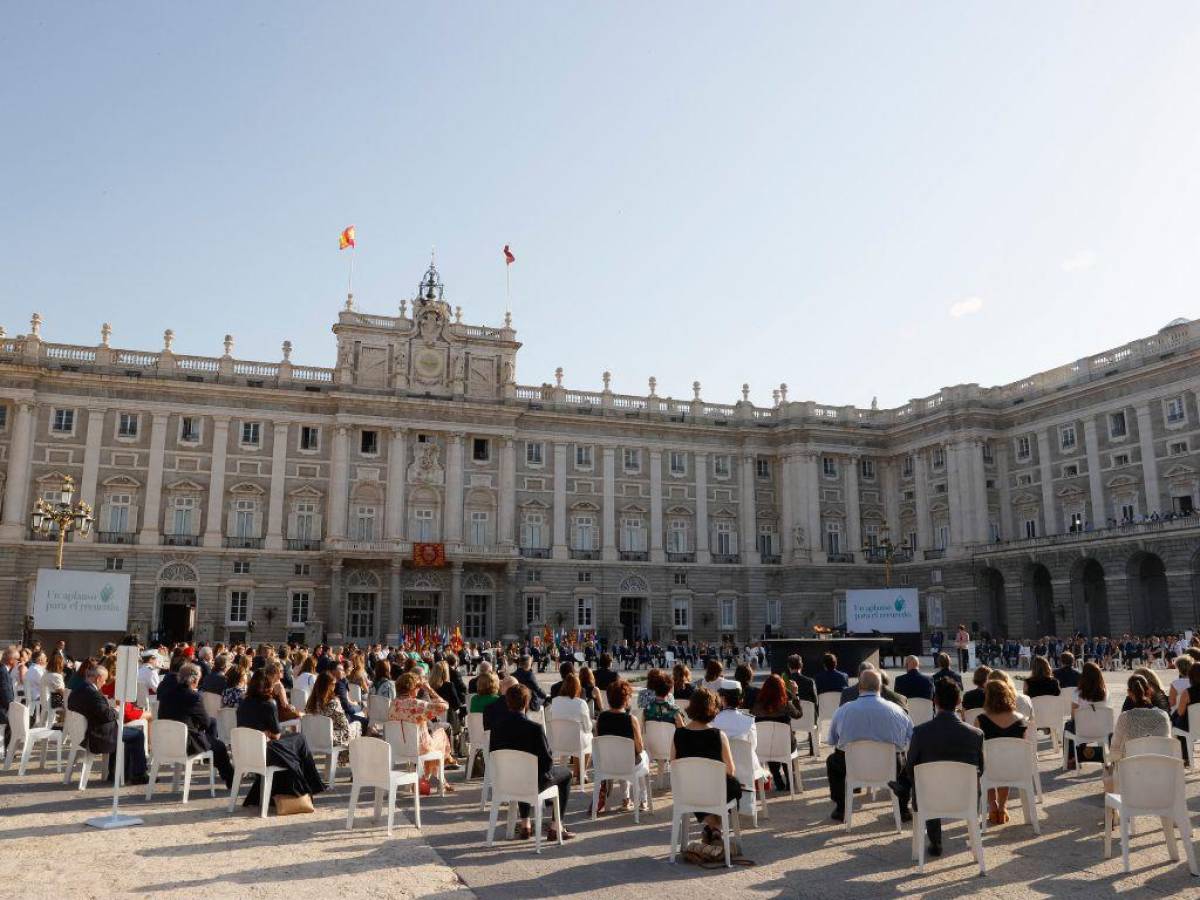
[694,451,710,564]
[386,428,407,541]
[328,562,344,642]
[1037,428,1057,536]
[387,563,402,643]
[844,453,861,555]
[779,451,795,564]
[328,425,350,539]
[802,450,825,562]
[265,422,289,550]
[1083,418,1106,526]
[739,452,759,563]
[552,441,568,560]
[137,412,170,544]
[1135,404,1161,515]
[503,561,519,639]
[969,440,990,543]
[445,433,465,545]
[649,449,664,562]
[79,407,105,542]
[202,416,230,547]
[882,459,901,541]
[995,443,1013,540]
[913,449,932,551]
[498,436,516,549]
[448,561,463,628]
[601,446,616,560]
[946,442,965,547]
[0,400,35,541]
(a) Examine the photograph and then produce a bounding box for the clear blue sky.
[3,5,1199,407]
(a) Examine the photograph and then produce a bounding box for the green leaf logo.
[100,583,114,605]
[894,596,904,612]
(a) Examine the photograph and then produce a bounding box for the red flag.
[339,225,356,250]
[503,244,515,265]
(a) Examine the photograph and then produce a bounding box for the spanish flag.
[339,225,356,250]
[503,244,515,265]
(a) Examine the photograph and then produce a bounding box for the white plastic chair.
[644,720,675,791]
[980,738,1040,834]
[527,706,547,731]
[817,692,841,742]
[843,740,901,833]
[1125,736,1182,760]
[347,683,364,706]
[290,686,311,710]
[62,709,104,789]
[145,719,215,803]
[589,735,652,822]
[367,695,392,733]
[384,720,445,796]
[729,734,770,825]
[227,727,285,817]
[201,691,222,721]
[908,698,934,727]
[1062,703,1113,772]
[963,708,983,728]
[1104,753,1198,875]
[485,749,563,854]
[217,707,238,745]
[301,714,347,784]
[756,721,803,798]
[1170,716,1200,768]
[464,711,489,787]
[3,701,63,776]
[548,718,591,786]
[793,700,819,755]
[345,736,421,834]
[912,760,986,874]
[668,757,743,868]
[1030,695,1063,752]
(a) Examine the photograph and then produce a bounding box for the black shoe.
[830,807,845,822]
[900,808,913,823]
[927,841,943,857]
[126,774,149,786]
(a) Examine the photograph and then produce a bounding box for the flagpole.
[505,259,511,318]
[347,245,356,304]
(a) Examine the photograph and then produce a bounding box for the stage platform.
[763,636,895,677]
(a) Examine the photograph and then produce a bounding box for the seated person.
[1024,656,1061,698]
[469,671,502,714]
[643,668,684,727]
[67,662,149,784]
[237,671,326,805]
[751,674,802,791]
[961,666,991,712]
[975,679,1027,825]
[595,678,650,813]
[389,671,458,792]
[548,672,593,781]
[671,688,741,846]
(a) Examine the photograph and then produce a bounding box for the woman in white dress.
[549,673,593,781]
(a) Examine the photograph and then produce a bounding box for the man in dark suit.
[156,663,234,787]
[890,678,983,857]
[813,653,850,695]
[66,661,149,783]
[930,653,963,688]
[1054,651,1081,689]
[0,647,18,750]
[513,656,549,711]
[332,662,369,728]
[200,653,229,695]
[594,654,618,691]
[894,656,935,701]
[785,654,817,705]
[488,684,574,840]
[548,661,576,699]
[840,664,909,709]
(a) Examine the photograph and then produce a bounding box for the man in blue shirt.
[825,670,913,822]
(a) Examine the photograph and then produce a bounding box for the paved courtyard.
[3,670,1198,899]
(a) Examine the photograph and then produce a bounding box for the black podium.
[763,636,895,678]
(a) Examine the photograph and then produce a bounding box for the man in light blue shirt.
[826,670,913,821]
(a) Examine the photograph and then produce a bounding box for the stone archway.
[977,568,1008,638]
[1127,551,1171,634]
[1070,558,1110,637]
[1025,563,1055,639]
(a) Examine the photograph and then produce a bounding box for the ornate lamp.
[31,474,94,569]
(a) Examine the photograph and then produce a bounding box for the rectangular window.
[1016,436,1031,460]
[931,447,945,469]
[863,522,879,548]
[935,523,950,549]
[623,448,641,473]
[1017,473,1034,486]
[472,437,490,461]
[1069,512,1084,531]
[714,521,734,555]
[756,525,775,557]
[526,569,542,584]
[577,571,592,583]
[360,430,378,455]
[1024,519,1037,539]
[289,591,311,626]
[824,522,841,555]
[902,456,914,478]
[0,405,7,431]
[524,594,543,626]
[228,590,249,624]
[1113,452,1130,467]
[576,595,593,628]
[766,597,781,629]
[756,458,771,479]
[294,501,316,539]
[117,412,139,438]
[526,441,544,466]
[469,510,489,545]
[620,516,645,552]
[822,457,838,478]
[859,458,875,480]
[719,596,736,630]
[668,518,689,553]
[1166,396,1186,424]
[573,515,595,550]
[233,560,250,575]
[669,451,687,476]
[180,415,201,443]
[414,508,434,541]
[104,557,124,571]
[934,482,947,494]
[300,426,320,451]
[240,421,261,447]
[903,489,915,501]
[234,499,256,537]
[575,444,593,469]
[982,443,994,464]
[1060,424,1077,451]
[354,505,376,541]
[1062,464,1079,477]
[464,594,488,639]
[521,512,544,548]
[713,455,731,478]
[106,494,131,532]
[672,597,690,629]
[673,571,687,586]
[171,497,196,535]
[1109,411,1127,438]
[1121,502,1135,522]
[906,530,918,551]
[989,521,1000,542]
[294,563,311,576]
[52,408,75,433]
[347,593,375,639]
[1170,440,1188,456]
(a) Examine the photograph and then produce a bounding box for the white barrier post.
[86,645,143,829]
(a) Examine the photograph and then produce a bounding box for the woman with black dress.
[236,671,326,807]
[595,678,650,812]
[672,687,741,844]
[975,680,1027,824]
[1023,656,1061,699]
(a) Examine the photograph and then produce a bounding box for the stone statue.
[502,358,514,384]
[337,341,354,369]
[418,310,442,344]
[792,525,806,549]
[452,351,466,381]
[871,396,878,410]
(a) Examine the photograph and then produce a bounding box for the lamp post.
[31,474,94,569]
[863,523,899,588]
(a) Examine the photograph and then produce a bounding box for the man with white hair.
[839,661,908,709]
[825,668,913,822]
[894,655,935,701]
[467,659,492,694]
[67,662,149,784]
[0,646,17,750]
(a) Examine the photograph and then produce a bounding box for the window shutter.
[252,510,264,538]
[225,502,236,536]
[311,512,323,538]
[128,505,140,533]
[287,510,298,539]
[98,502,111,532]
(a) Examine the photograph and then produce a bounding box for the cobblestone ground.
[3,669,1197,899]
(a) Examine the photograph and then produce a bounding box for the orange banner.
[412,542,446,567]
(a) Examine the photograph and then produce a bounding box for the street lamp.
[32,474,94,569]
[863,523,899,587]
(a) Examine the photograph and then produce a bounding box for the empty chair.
[1104,753,1198,875]
[1030,695,1063,752]
[589,735,652,823]
[548,718,591,787]
[463,711,488,785]
[345,736,421,835]
[756,721,803,798]
[668,757,743,868]
[843,740,902,833]
[290,686,311,711]
[301,714,347,784]
[1062,704,1114,772]
[962,708,983,728]
[227,727,285,818]
[201,691,222,721]
[367,695,391,734]
[908,698,934,728]
[384,720,445,797]
[3,701,63,776]
[145,719,215,803]
[1170,715,1200,768]
[729,735,770,826]
[979,738,1040,834]
[216,707,238,745]
[643,720,675,791]
[1124,736,1183,760]
[62,709,104,789]
[793,700,819,756]
[912,760,986,874]
[526,706,547,731]
[817,692,841,742]
[485,749,563,854]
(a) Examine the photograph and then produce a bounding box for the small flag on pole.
[503,244,515,265]
[339,226,356,250]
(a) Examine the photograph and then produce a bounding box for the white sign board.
[33,568,130,631]
[845,588,921,633]
[113,645,139,704]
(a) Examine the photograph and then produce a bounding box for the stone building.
[2,263,1199,648]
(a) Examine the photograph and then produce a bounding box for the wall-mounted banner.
[846,588,921,633]
[33,568,131,631]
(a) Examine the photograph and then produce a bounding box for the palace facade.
[2,263,1199,648]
